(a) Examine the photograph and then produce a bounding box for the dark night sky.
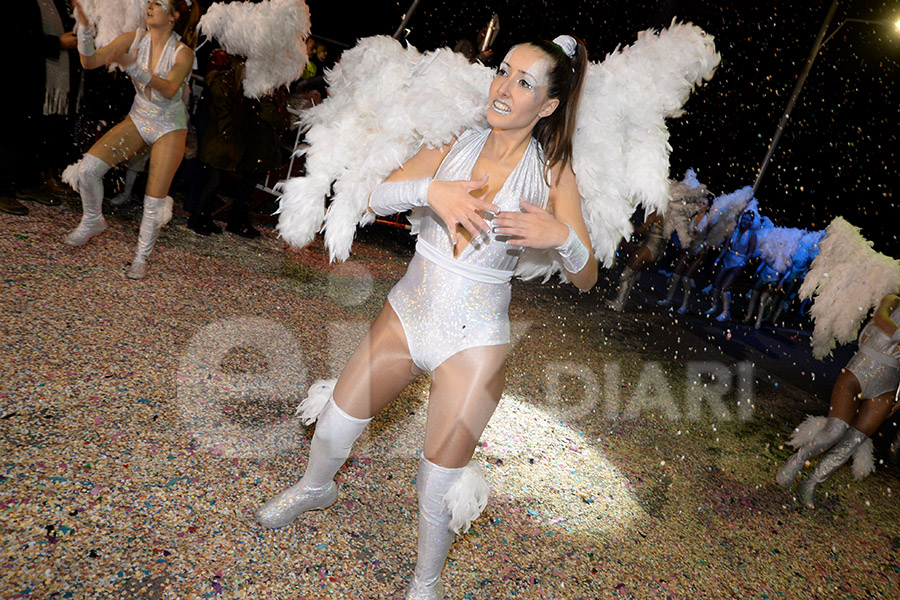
[307,0,899,255]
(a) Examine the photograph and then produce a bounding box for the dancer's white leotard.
[387,129,549,372]
[846,305,900,399]
[722,227,754,269]
[127,30,189,145]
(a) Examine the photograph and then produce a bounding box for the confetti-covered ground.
[2,198,899,600]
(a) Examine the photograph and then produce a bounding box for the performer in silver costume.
[704,207,759,322]
[256,38,597,599]
[742,259,783,329]
[607,210,665,312]
[778,294,900,507]
[63,0,195,279]
[658,202,711,313]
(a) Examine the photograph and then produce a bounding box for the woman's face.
[146,0,175,28]
[487,44,560,132]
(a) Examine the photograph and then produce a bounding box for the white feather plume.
[799,217,900,359]
[277,22,719,276]
[662,169,710,246]
[442,461,490,534]
[78,0,147,48]
[277,36,493,261]
[198,0,311,98]
[295,378,336,426]
[703,186,754,247]
[573,20,721,268]
[756,227,807,274]
[851,437,875,481]
[786,415,827,449]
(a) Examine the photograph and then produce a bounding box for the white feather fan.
[277,36,493,261]
[198,0,311,98]
[756,227,807,274]
[703,186,754,248]
[278,22,720,276]
[799,217,900,359]
[662,169,710,246]
[77,0,146,48]
[572,21,720,267]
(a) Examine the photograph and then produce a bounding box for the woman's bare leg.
[64,118,147,245]
[333,302,422,419]
[256,302,421,528]
[127,129,187,279]
[407,344,508,598]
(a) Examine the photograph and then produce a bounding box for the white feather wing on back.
[799,217,900,359]
[198,0,311,98]
[278,22,720,277]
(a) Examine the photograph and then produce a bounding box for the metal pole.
[752,0,840,195]
[393,0,424,40]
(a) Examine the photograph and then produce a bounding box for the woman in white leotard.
[63,0,196,280]
[778,294,900,508]
[257,37,597,599]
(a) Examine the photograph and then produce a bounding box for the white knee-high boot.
[607,266,639,312]
[63,154,110,246]
[798,426,868,508]
[658,274,681,306]
[676,277,694,315]
[127,194,174,279]
[777,416,849,488]
[256,395,371,529]
[406,458,465,600]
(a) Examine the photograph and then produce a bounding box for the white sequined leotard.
[845,305,900,399]
[127,29,189,145]
[387,128,550,372]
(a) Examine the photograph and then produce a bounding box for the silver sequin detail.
[128,30,188,144]
[388,129,549,372]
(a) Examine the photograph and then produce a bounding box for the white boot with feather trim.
[256,379,371,529]
[405,457,489,600]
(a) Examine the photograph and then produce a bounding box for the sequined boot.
[676,277,694,315]
[658,274,681,306]
[255,397,371,529]
[404,457,465,600]
[797,427,868,508]
[606,266,638,312]
[715,290,732,322]
[777,417,848,488]
[127,195,173,279]
[704,287,721,316]
[63,154,110,246]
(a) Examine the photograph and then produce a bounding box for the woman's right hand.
[426,174,498,246]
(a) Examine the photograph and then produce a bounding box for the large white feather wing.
[568,20,720,271]
[198,0,311,98]
[276,36,493,261]
[799,217,900,359]
[756,227,807,273]
[78,0,146,47]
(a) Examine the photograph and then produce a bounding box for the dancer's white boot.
[63,154,110,246]
[127,195,173,279]
[256,396,371,528]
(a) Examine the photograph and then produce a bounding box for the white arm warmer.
[125,63,152,86]
[556,224,590,273]
[368,178,432,217]
[76,23,95,56]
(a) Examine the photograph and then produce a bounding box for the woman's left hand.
[492,200,570,249]
[108,45,138,69]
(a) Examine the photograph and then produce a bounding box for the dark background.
[306,0,899,255]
